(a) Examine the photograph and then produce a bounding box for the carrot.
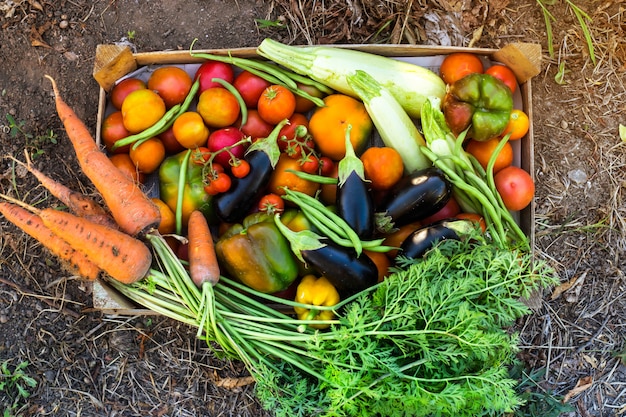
[0,193,152,284]
[9,152,119,230]
[0,202,101,280]
[187,210,220,287]
[44,74,161,237]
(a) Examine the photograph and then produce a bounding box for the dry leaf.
[563,376,593,403]
[214,375,255,389]
[550,271,587,301]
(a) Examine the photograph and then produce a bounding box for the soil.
[1,1,624,416]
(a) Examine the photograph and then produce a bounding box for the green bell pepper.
[215,212,299,293]
[442,73,513,141]
[159,150,213,232]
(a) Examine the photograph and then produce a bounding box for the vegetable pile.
[0,40,556,417]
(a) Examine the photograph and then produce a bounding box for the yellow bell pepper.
[293,275,340,329]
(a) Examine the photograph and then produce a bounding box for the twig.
[0,276,81,318]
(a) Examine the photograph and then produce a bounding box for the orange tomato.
[257,85,296,125]
[129,137,166,174]
[308,94,373,161]
[147,66,193,108]
[108,153,145,183]
[360,147,404,191]
[101,111,131,154]
[121,89,166,134]
[465,138,513,174]
[494,166,535,211]
[196,87,240,128]
[268,154,320,198]
[455,213,487,233]
[172,111,210,148]
[151,198,176,234]
[364,250,392,283]
[439,53,484,84]
[501,109,530,141]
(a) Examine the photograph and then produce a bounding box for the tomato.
[294,82,326,113]
[101,111,131,154]
[158,125,185,154]
[465,138,513,173]
[300,154,320,174]
[268,153,319,198]
[278,113,309,148]
[147,66,192,108]
[308,94,373,161]
[206,128,247,168]
[439,52,484,85]
[239,109,274,140]
[110,77,146,110]
[205,172,231,195]
[485,65,517,93]
[257,85,296,125]
[233,70,272,108]
[172,111,210,149]
[129,137,166,174]
[319,158,339,205]
[109,153,145,184]
[121,89,166,133]
[501,109,530,141]
[494,166,535,211]
[194,61,234,93]
[455,213,486,233]
[196,87,240,128]
[360,147,404,191]
[319,156,334,177]
[151,198,176,234]
[230,159,250,178]
[258,193,285,215]
[420,198,461,225]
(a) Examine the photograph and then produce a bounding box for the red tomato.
[147,66,193,108]
[319,156,334,177]
[439,53,484,85]
[194,61,235,93]
[110,77,146,110]
[494,166,535,211]
[239,109,274,140]
[258,85,296,125]
[485,65,517,93]
[101,111,131,154]
[230,159,250,178]
[420,198,461,225]
[158,125,185,154]
[294,82,325,113]
[233,70,272,108]
[300,155,320,174]
[278,113,309,144]
[258,193,285,215]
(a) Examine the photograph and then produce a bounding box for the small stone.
[568,168,588,184]
[0,314,8,324]
[561,120,568,129]
[59,20,69,29]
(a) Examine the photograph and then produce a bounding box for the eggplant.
[376,167,451,229]
[302,241,379,296]
[400,219,474,259]
[214,150,272,223]
[336,170,375,239]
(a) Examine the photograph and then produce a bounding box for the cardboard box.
[92,43,540,315]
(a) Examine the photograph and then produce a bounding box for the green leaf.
[619,124,626,142]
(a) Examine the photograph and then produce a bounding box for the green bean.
[113,103,181,151]
[285,169,338,185]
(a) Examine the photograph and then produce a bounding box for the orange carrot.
[0,193,151,284]
[0,202,101,280]
[187,210,220,287]
[9,153,119,230]
[44,74,160,236]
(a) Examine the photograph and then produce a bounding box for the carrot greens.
[112,232,557,417]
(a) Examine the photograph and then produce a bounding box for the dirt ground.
[0,0,624,416]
